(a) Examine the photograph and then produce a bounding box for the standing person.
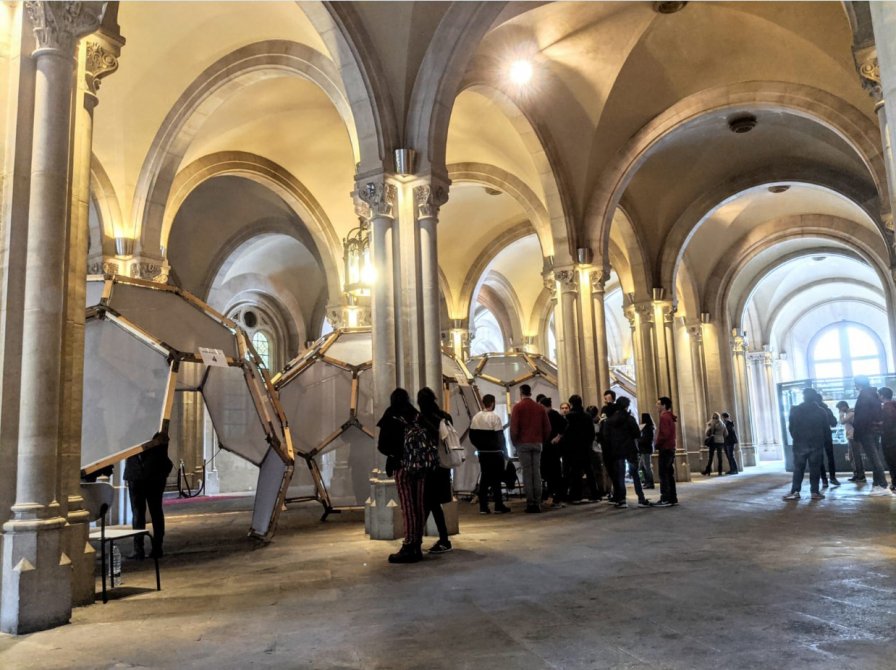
[604,396,648,508]
[469,394,512,514]
[563,395,599,504]
[638,413,656,489]
[509,383,551,513]
[720,412,740,475]
[853,376,891,495]
[837,400,864,482]
[877,387,896,492]
[377,388,426,564]
[813,392,839,487]
[124,431,174,559]
[417,387,454,554]
[539,396,567,508]
[597,390,619,501]
[703,412,728,476]
[653,397,679,507]
[783,388,829,501]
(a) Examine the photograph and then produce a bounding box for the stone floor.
[1,463,895,670]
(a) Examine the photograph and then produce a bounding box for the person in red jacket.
[652,396,679,507]
[510,383,551,513]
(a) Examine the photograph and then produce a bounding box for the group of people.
[377,384,681,564]
[785,374,896,500]
[703,412,740,476]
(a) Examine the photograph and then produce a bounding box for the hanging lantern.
[343,218,373,297]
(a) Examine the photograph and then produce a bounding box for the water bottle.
[111,545,122,587]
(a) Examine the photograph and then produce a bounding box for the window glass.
[813,361,843,380]
[252,331,271,369]
[812,329,840,362]
[847,327,876,356]
[851,358,881,377]
[809,322,885,380]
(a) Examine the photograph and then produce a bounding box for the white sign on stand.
[199,347,228,368]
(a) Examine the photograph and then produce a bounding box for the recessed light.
[509,60,533,86]
[812,256,826,262]
[484,187,502,196]
[768,185,790,194]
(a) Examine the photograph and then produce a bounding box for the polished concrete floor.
[1,463,895,669]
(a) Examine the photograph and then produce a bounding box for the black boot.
[388,542,422,564]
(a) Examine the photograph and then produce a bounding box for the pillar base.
[740,444,757,467]
[364,470,402,541]
[425,499,459,537]
[757,442,782,461]
[67,518,95,607]
[674,451,692,482]
[1,519,71,635]
[687,451,707,473]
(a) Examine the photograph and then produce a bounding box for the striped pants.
[394,468,426,544]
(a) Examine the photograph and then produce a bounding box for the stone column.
[763,348,783,458]
[2,0,105,635]
[867,6,896,227]
[61,22,122,608]
[730,330,757,467]
[686,319,710,473]
[590,270,611,393]
[624,301,659,419]
[555,269,581,398]
[414,183,446,397]
[356,180,397,420]
[575,267,599,404]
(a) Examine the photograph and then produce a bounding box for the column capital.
[84,31,122,96]
[853,44,882,101]
[686,322,704,344]
[413,181,449,221]
[624,301,654,326]
[354,179,397,220]
[25,1,105,57]
[653,299,676,324]
[731,329,748,354]
[554,268,578,294]
[590,268,610,294]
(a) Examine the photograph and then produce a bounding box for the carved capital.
[555,269,578,294]
[355,180,396,220]
[654,300,676,324]
[854,45,882,101]
[731,330,747,354]
[25,1,105,56]
[84,38,118,93]
[590,268,609,294]
[413,183,449,221]
[687,323,703,345]
[625,302,654,327]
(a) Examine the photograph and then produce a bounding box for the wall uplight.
[509,60,533,86]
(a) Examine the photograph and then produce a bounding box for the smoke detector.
[728,114,757,134]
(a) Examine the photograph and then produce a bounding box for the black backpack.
[401,417,439,475]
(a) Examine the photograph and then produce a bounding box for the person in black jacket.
[377,388,425,563]
[124,431,173,558]
[469,394,511,514]
[417,387,454,554]
[811,393,839,487]
[563,395,599,503]
[539,396,567,507]
[853,376,890,494]
[720,412,740,475]
[597,390,618,500]
[605,396,647,508]
[784,388,830,501]
[638,413,656,489]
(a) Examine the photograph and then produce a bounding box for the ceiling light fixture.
[768,185,790,194]
[509,60,533,86]
[728,114,757,134]
[653,2,688,13]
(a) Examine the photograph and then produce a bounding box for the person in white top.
[469,394,511,514]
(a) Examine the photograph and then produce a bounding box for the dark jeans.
[626,458,646,503]
[854,434,889,487]
[821,440,836,481]
[566,449,599,501]
[658,449,677,504]
[882,442,896,486]
[541,445,564,502]
[705,443,724,474]
[424,501,449,543]
[128,476,166,555]
[724,444,739,473]
[848,438,865,478]
[477,452,505,511]
[791,442,823,494]
[638,452,655,487]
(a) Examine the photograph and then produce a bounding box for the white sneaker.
[869,486,891,497]
[782,492,800,501]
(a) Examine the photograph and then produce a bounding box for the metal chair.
[80,481,161,603]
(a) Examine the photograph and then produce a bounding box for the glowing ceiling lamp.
[509,59,533,86]
[343,218,373,297]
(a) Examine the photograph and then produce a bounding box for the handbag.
[438,418,466,468]
[703,435,713,448]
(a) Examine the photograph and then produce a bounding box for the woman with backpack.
[417,387,454,555]
[377,388,430,564]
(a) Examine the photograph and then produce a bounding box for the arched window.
[470,307,504,356]
[809,322,885,380]
[251,330,272,369]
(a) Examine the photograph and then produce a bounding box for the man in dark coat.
[784,389,829,501]
[853,375,891,494]
[813,392,839,487]
[539,396,567,507]
[604,396,643,508]
[124,431,173,558]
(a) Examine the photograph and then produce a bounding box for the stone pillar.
[730,330,757,467]
[625,301,659,420]
[575,267,599,404]
[2,1,106,635]
[62,22,122,608]
[356,181,397,419]
[763,348,783,457]
[555,269,581,398]
[415,184,445,397]
[590,270,611,393]
[866,6,896,227]
[686,319,710,473]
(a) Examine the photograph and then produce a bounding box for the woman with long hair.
[638,413,656,489]
[703,412,728,476]
[417,387,454,554]
[376,388,426,563]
